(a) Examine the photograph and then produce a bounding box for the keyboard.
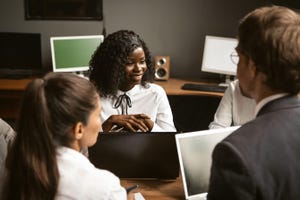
[181,83,227,93]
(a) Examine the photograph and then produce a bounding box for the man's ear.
[74,122,84,140]
[249,58,267,81]
[248,58,258,77]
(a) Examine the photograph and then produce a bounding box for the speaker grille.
[155,56,170,81]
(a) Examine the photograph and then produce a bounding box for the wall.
[0,0,270,79]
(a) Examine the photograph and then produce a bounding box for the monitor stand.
[74,71,89,80]
[218,75,235,87]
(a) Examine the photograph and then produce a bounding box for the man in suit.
[207,6,300,200]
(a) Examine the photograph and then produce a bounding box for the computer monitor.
[50,35,104,74]
[0,32,43,78]
[201,35,238,85]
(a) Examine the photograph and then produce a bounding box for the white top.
[100,83,176,132]
[55,147,126,200]
[209,79,256,129]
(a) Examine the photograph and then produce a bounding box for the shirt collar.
[254,93,289,117]
[116,84,141,97]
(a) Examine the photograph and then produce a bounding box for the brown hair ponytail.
[2,72,99,200]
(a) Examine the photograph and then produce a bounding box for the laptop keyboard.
[181,83,227,93]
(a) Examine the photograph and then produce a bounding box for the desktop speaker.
[154,56,170,81]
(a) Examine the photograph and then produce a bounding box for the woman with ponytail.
[1,72,127,200]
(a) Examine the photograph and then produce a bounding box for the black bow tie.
[114,93,132,114]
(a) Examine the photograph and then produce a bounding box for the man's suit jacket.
[207,95,300,200]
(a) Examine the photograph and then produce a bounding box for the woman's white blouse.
[55,147,126,200]
[100,83,176,132]
[209,79,256,129]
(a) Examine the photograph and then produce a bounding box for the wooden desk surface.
[0,78,33,119]
[121,175,185,200]
[0,78,33,90]
[155,78,224,97]
[0,77,223,120]
[0,77,224,97]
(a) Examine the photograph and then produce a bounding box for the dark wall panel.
[0,0,270,79]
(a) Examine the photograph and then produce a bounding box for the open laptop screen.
[89,132,179,179]
[175,126,240,199]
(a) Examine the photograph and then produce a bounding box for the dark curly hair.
[89,30,155,97]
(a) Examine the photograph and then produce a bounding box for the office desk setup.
[155,78,224,97]
[157,78,223,132]
[0,77,225,199]
[0,77,224,120]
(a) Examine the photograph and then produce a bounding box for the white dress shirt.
[100,83,176,132]
[209,80,256,129]
[55,147,126,200]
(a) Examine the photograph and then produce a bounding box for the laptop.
[175,126,240,200]
[89,132,180,179]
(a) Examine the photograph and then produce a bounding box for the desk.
[0,78,33,119]
[0,78,223,96]
[156,78,223,97]
[0,78,223,126]
[0,78,33,90]
[121,175,185,200]
[156,79,223,132]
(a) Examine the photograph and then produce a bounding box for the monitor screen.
[0,32,42,70]
[50,35,104,73]
[175,126,240,199]
[201,35,238,76]
[25,0,103,20]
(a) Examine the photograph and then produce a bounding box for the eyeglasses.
[230,52,239,65]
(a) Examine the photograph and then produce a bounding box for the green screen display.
[51,35,104,72]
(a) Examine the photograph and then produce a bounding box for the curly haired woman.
[89,30,176,132]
